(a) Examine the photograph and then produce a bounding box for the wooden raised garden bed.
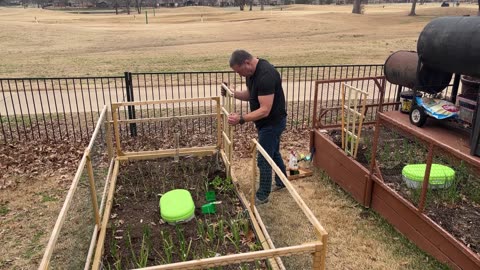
[311,78,480,270]
[39,94,327,270]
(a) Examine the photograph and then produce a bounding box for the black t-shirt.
[246,59,287,129]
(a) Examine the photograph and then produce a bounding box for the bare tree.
[112,0,119,14]
[236,0,245,10]
[125,0,131,14]
[409,0,417,16]
[135,0,143,14]
[352,0,361,14]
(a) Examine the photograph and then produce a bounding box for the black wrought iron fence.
[1,65,387,143]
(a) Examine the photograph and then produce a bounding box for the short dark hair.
[229,50,253,67]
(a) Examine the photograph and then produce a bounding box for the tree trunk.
[409,0,417,16]
[238,0,245,10]
[249,0,252,11]
[136,0,142,14]
[261,0,264,10]
[352,0,361,14]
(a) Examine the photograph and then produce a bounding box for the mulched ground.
[327,127,480,256]
[101,155,270,269]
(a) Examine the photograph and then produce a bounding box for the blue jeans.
[256,117,287,201]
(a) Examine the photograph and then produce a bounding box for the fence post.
[124,72,137,137]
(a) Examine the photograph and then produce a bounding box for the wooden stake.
[341,83,345,150]
[84,158,115,270]
[92,159,120,270]
[105,112,113,161]
[215,97,221,150]
[86,154,100,227]
[111,104,123,156]
[251,142,257,212]
[418,143,434,212]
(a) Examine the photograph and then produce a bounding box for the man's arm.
[243,94,273,122]
[222,83,250,101]
[228,94,274,125]
[232,89,250,101]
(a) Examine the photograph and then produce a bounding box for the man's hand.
[228,113,240,126]
[221,82,235,97]
[221,82,228,97]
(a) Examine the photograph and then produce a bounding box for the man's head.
[229,49,258,77]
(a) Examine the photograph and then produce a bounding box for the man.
[222,49,287,205]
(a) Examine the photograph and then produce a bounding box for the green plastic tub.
[402,164,455,189]
[159,189,195,225]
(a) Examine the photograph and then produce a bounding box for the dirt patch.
[102,155,269,269]
[326,126,480,256]
[0,174,72,269]
[0,139,85,270]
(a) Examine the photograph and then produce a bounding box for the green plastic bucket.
[402,164,455,189]
[159,189,195,225]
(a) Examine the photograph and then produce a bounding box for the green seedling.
[176,226,192,261]
[206,220,216,242]
[126,226,151,268]
[197,219,206,240]
[227,219,241,252]
[217,219,225,242]
[160,230,174,264]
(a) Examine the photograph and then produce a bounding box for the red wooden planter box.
[312,129,480,270]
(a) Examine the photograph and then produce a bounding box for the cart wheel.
[409,105,427,127]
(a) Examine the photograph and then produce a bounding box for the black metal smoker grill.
[384,16,480,155]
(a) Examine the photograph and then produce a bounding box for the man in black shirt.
[223,49,287,205]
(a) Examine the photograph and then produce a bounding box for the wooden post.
[418,143,434,212]
[365,78,386,207]
[312,82,319,129]
[111,104,123,156]
[215,97,221,150]
[251,142,257,211]
[312,242,324,270]
[341,83,345,150]
[92,160,120,270]
[228,92,233,174]
[105,112,113,161]
[86,153,101,227]
[319,235,327,270]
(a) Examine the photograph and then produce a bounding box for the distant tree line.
[1,0,478,16]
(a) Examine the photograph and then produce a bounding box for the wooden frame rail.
[221,83,234,178]
[250,139,328,270]
[39,106,114,270]
[110,97,222,158]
